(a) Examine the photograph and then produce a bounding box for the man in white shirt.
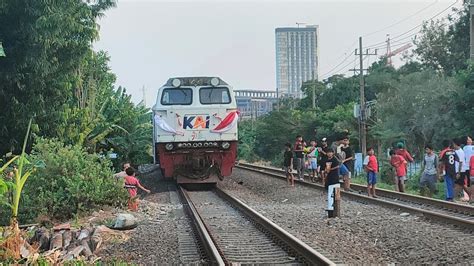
[453,139,471,201]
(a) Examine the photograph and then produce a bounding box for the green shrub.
[1,138,127,225]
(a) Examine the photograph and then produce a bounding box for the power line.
[320,51,355,78]
[362,0,439,38]
[321,0,459,80]
[363,0,459,49]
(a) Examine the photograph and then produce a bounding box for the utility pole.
[354,36,377,156]
[312,83,316,109]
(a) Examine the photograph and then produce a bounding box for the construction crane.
[385,34,413,66]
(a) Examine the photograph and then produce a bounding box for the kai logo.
[183,115,210,130]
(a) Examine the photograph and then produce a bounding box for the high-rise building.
[275,25,319,98]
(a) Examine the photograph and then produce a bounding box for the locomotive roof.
[164,77,228,87]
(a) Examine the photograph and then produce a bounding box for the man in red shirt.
[390,149,407,192]
[124,167,151,211]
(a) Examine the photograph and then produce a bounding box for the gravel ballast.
[219,168,474,265]
[99,171,203,264]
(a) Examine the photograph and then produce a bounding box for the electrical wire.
[363,0,459,49]
[320,0,459,80]
[362,0,439,38]
[320,50,355,78]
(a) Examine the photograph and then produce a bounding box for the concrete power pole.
[355,37,377,156]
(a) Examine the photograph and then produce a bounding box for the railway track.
[179,186,336,265]
[236,162,474,231]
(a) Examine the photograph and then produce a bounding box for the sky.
[93,0,463,106]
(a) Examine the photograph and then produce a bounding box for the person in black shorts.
[325,148,340,217]
[340,136,354,191]
[318,137,330,185]
[283,143,295,187]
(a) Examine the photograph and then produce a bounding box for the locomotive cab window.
[161,88,193,105]
[199,87,231,104]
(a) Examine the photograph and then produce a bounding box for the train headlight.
[165,143,174,151]
[210,77,219,86]
[172,78,181,88]
[221,142,230,149]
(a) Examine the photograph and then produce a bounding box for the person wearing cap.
[325,148,340,217]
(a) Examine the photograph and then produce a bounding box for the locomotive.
[152,77,238,184]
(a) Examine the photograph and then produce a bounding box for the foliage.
[237,120,259,162]
[102,88,153,166]
[0,138,127,225]
[455,62,474,134]
[0,0,116,154]
[413,5,469,75]
[11,119,46,220]
[373,70,461,153]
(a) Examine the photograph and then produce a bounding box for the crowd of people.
[282,134,355,193]
[282,134,474,204]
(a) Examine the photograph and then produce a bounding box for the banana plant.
[10,118,45,222]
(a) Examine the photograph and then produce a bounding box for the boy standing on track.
[325,149,340,217]
[283,143,295,187]
[124,167,151,211]
[318,138,330,185]
[439,140,459,201]
[341,137,354,191]
[294,135,306,181]
[420,144,439,198]
[307,140,319,182]
[363,147,378,198]
[390,149,407,192]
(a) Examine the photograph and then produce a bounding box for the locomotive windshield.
[199,87,231,104]
[161,88,192,105]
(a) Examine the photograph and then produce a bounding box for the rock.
[53,223,71,231]
[80,239,93,257]
[91,227,103,252]
[62,230,72,249]
[281,199,288,203]
[20,242,33,258]
[400,212,410,217]
[37,228,51,251]
[49,231,64,250]
[65,246,84,260]
[78,227,91,241]
[112,213,138,229]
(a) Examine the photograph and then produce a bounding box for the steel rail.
[178,186,225,265]
[214,187,336,266]
[236,163,474,230]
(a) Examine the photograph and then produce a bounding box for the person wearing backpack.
[420,144,438,197]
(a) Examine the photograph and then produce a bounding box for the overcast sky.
[93,0,463,106]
